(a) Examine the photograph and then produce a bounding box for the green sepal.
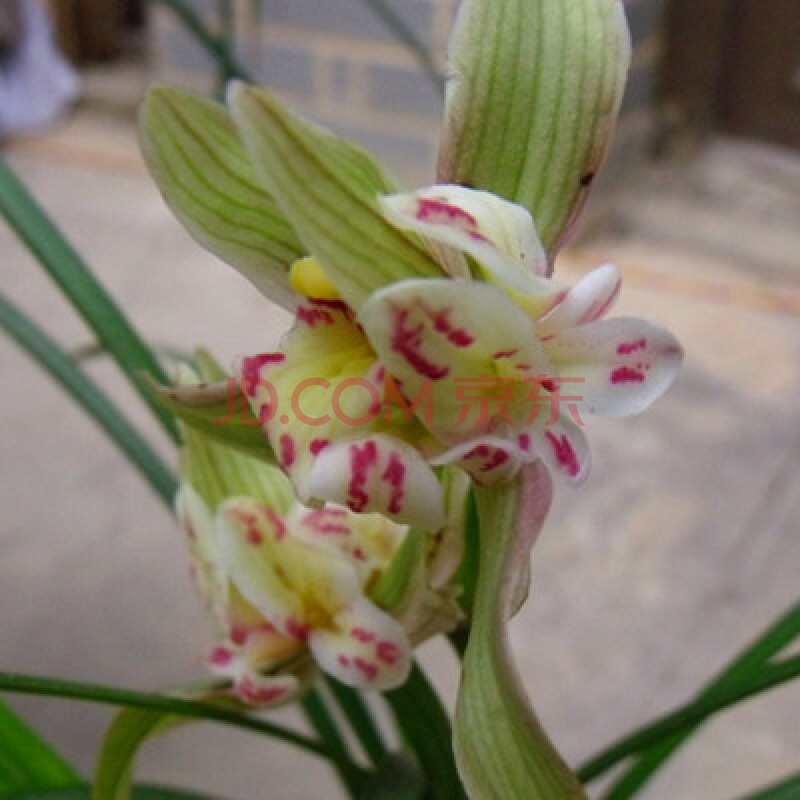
[151,379,274,464]
[454,464,587,800]
[138,87,305,310]
[228,84,444,311]
[439,0,630,256]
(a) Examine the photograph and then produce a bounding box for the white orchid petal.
[309,434,446,530]
[431,435,531,486]
[216,498,307,635]
[546,317,684,417]
[309,596,411,691]
[175,485,229,625]
[537,263,621,335]
[239,301,381,503]
[533,419,591,485]
[360,278,550,441]
[380,185,554,296]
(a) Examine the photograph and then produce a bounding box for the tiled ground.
[2,112,800,799]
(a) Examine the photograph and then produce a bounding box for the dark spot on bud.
[580,172,595,188]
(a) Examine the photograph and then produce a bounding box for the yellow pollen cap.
[289,257,341,301]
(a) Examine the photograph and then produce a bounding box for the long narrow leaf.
[356,755,427,800]
[0,155,179,443]
[324,678,390,768]
[736,772,800,800]
[302,689,364,799]
[589,600,800,797]
[0,293,178,508]
[0,699,81,796]
[579,653,800,785]
[0,672,332,765]
[385,664,465,800]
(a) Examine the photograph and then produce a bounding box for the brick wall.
[151,0,664,187]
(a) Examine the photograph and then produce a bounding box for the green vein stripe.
[438,0,629,256]
[229,85,444,311]
[139,88,304,308]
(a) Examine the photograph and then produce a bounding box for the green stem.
[0,155,179,444]
[325,677,390,768]
[147,0,253,84]
[385,663,465,800]
[588,600,800,798]
[302,688,364,798]
[578,654,800,784]
[0,293,178,508]
[0,672,336,765]
[455,472,585,800]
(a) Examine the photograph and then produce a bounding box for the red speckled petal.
[537,263,621,335]
[545,317,683,417]
[533,419,591,485]
[380,185,550,290]
[309,596,411,691]
[360,278,549,441]
[309,433,446,530]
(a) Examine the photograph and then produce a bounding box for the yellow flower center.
[289,256,342,301]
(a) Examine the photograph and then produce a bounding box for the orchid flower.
[140,1,676,797]
[141,89,680,536]
[176,360,469,701]
[239,181,682,534]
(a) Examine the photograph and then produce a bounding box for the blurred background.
[1,1,800,798]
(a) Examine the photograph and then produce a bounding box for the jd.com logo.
[214,374,586,429]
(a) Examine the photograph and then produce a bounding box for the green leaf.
[152,379,274,464]
[579,653,800,787]
[589,599,800,797]
[735,772,800,800]
[438,0,630,255]
[356,754,427,800]
[301,689,365,798]
[0,153,179,443]
[139,87,305,311]
[11,787,224,800]
[0,672,330,765]
[385,664,465,800]
[92,709,182,800]
[0,699,81,795]
[228,84,444,311]
[454,464,586,800]
[324,678,390,768]
[0,293,178,509]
